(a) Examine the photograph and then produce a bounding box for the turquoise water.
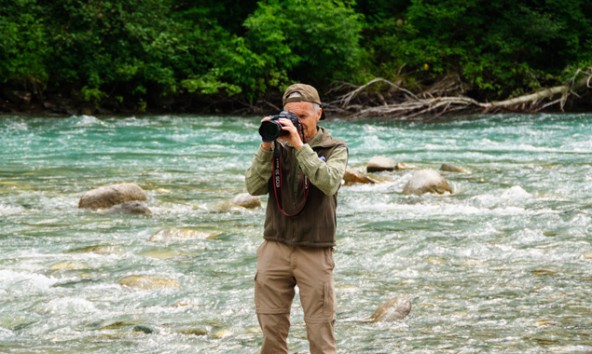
[1,114,591,353]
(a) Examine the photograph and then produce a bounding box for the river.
[1,114,591,353]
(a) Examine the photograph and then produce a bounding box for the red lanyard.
[272,147,310,216]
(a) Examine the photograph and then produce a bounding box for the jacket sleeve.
[245,144,274,196]
[295,144,348,196]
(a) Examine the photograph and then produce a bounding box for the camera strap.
[272,146,310,217]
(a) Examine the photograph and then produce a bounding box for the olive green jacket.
[245,127,348,247]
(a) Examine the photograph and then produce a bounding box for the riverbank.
[3,80,592,119]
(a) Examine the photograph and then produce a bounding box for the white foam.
[4,121,29,132]
[72,115,107,127]
[471,185,532,209]
[0,326,14,340]
[0,203,24,215]
[0,270,56,294]
[41,297,98,315]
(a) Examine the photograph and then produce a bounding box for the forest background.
[1,0,592,117]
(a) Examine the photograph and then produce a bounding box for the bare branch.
[325,69,592,120]
[337,77,418,107]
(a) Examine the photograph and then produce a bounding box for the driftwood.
[327,68,592,120]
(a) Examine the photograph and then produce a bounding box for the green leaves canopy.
[1,0,591,110]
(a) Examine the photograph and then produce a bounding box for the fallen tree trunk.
[484,85,568,111]
[328,69,592,120]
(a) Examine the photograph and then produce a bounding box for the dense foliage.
[1,0,591,113]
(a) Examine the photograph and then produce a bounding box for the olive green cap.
[282,83,325,120]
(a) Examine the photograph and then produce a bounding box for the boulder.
[79,183,147,209]
[403,169,452,195]
[343,169,377,185]
[440,163,470,173]
[371,297,412,322]
[366,156,397,172]
[230,193,261,209]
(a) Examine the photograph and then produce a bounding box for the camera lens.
[259,120,282,141]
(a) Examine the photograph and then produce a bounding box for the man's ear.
[317,107,324,121]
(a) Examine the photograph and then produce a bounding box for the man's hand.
[277,118,304,150]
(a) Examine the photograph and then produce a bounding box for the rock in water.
[440,163,470,173]
[49,260,91,271]
[79,183,147,209]
[230,193,261,209]
[343,169,377,185]
[366,156,397,173]
[371,297,412,322]
[403,169,452,195]
[395,162,418,170]
[107,201,152,215]
[148,228,220,242]
[118,275,180,289]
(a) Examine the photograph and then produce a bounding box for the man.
[245,83,348,354]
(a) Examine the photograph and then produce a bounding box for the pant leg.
[254,241,296,354]
[293,247,337,354]
[257,313,291,354]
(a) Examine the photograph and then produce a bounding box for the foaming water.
[1,114,591,353]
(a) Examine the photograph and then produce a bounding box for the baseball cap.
[282,83,326,120]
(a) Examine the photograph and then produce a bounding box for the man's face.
[284,101,322,140]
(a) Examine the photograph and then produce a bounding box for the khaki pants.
[254,240,336,354]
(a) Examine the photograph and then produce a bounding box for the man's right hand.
[261,141,273,151]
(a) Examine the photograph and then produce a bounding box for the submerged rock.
[107,201,152,215]
[212,328,232,339]
[99,321,156,335]
[371,297,412,322]
[148,228,221,242]
[132,325,154,334]
[49,260,91,271]
[403,169,452,195]
[178,328,209,336]
[78,183,147,210]
[440,163,471,173]
[66,244,119,255]
[118,275,180,289]
[140,248,188,260]
[100,321,139,330]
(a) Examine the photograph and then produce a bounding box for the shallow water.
[1,114,591,353]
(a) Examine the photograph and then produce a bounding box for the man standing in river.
[245,83,348,354]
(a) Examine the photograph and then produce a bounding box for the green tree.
[182,0,366,104]
[360,0,592,99]
[0,0,49,91]
[241,0,365,96]
[2,0,592,113]
[42,0,187,108]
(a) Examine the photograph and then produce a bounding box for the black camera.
[258,110,301,142]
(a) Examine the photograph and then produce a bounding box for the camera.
[258,110,301,142]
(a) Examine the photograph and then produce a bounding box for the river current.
[1,114,591,353]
